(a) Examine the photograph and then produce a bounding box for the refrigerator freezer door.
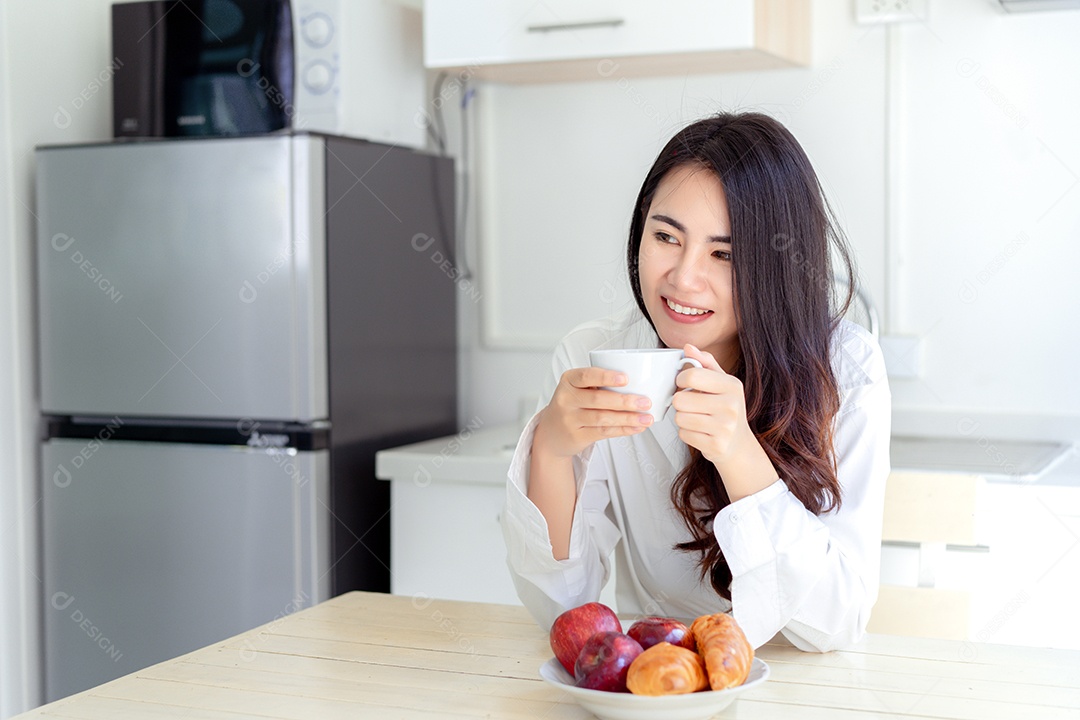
[41,437,330,702]
[35,136,328,421]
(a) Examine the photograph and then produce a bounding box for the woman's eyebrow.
[649,214,731,244]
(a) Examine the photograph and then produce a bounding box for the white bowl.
[538,656,769,720]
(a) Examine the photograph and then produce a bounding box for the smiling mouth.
[663,296,713,316]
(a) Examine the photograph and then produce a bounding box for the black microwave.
[112,0,341,138]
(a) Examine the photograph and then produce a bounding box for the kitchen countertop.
[14,591,1079,719]
[375,420,525,487]
[376,409,1080,487]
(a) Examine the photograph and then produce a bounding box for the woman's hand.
[672,344,780,501]
[534,368,656,459]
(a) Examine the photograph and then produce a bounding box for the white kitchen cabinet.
[380,423,1080,650]
[873,467,1080,651]
[972,482,1080,650]
[389,472,521,605]
[423,0,810,83]
[375,421,619,608]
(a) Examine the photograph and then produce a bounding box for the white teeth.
[665,298,711,316]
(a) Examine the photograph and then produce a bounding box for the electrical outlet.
[855,0,929,24]
[879,335,924,379]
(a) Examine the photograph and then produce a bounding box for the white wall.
[0,1,115,714]
[456,0,1080,432]
[457,0,885,428]
[891,1,1080,416]
[0,7,35,717]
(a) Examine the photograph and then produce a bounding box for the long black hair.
[627,112,857,598]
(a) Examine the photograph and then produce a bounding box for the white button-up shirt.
[500,304,891,652]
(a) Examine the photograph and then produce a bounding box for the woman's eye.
[713,250,732,261]
[654,231,676,244]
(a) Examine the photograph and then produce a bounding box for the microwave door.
[112,1,170,137]
[111,0,293,138]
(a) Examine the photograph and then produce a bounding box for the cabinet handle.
[881,540,990,553]
[526,18,625,33]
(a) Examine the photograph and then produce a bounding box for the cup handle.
[661,358,704,421]
[676,358,703,392]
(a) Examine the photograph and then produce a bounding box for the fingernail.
[636,398,651,409]
[639,414,653,424]
[616,374,628,385]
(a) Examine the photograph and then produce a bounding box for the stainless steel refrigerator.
[35,133,457,701]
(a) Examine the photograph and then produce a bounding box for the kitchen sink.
[890,435,1074,482]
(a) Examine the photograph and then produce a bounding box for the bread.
[689,613,754,690]
[626,642,709,696]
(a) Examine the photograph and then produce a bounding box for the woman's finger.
[589,424,649,440]
[568,367,628,390]
[676,426,714,448]
[684,343,724,373]
[674,408,740,434]
[671,383,743,413]
[580,409,653,429]
[675,367,739,395]
[577,388,653,413]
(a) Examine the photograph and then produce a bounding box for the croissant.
[626,642,708,696]
[690,613,754,690]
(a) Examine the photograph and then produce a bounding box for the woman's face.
[637,164,739,371]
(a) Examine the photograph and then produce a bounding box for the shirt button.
[729,513,740,524]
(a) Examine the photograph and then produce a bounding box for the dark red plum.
[627,616,696,652]
[573,631,644,693]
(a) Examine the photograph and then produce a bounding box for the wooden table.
[15,591,1080,719]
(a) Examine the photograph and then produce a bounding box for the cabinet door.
[390,479,520,605]
[389,478,618,608]
[973,484,1080,650]
[425,0,754,68]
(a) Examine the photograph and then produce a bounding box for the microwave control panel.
[294,0,343,133]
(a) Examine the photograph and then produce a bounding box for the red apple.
[574,631,644,692]
[550,602,622,675]
[627,616,696,652]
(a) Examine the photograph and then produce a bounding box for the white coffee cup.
[589,348,703,423]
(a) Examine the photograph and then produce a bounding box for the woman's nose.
[669,248,709,290]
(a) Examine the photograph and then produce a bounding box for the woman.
[500,112,891,652]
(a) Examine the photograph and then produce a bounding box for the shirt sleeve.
[500,340,622,630]
[713,341,892,652]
